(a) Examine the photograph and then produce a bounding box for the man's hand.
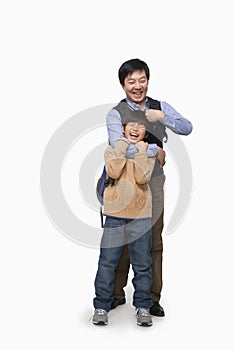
[135,141,148,153]
[145,109,165,123]
[156,146,166,167]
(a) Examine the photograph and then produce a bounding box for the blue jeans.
[93,216,153,312]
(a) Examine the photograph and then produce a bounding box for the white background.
[1,0,233,349]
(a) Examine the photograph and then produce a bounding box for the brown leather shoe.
[111,297,126,310]
[149,302,165,317]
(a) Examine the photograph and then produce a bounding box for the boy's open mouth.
[130,132,139,139]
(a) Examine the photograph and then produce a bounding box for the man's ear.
[122,125,125,135]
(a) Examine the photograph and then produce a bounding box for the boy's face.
[122,70,148,107]
[123,122,146,144]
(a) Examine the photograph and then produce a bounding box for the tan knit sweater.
[103,140,156,219]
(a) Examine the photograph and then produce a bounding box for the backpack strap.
[146,97,167,145]
[147,97,161,110]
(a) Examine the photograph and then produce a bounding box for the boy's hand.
[117,136,130,145]
[156,146,166,167]
[145,109,165,122]
[135,141,148,153]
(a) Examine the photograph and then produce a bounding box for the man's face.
[122,70,148,106]
[123,122,146,144]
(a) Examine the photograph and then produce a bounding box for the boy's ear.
[144,131,149,139]
[122,125,125,134]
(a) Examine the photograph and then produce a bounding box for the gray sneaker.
[92,309,108,325]
[136,308,153,327]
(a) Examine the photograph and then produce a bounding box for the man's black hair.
[118,58,150,86]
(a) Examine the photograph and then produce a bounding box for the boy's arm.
[104,139,129,180]
[133,143,156,184]
[106,108,159,158]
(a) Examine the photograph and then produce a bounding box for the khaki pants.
[112,174,165,302]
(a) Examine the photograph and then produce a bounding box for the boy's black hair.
[118,58,150,86]
[121,109,150,140]
[122,109,148,127]
[118,102,151,131]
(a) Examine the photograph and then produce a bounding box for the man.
[106,58,193,317]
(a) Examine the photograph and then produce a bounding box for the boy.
[92,108,156,327]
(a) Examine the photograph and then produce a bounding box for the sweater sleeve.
[133,152,156,184]
[104,140,129,180]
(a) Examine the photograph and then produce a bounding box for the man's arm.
[161,101,193,135]
[145,101,193,135]
[106,108,158,158]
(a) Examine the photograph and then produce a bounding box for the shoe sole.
[92,321,108,326]
[149,311,165,317]
[137,322,153,327]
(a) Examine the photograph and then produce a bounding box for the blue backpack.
[96,165,115,227]
[96,165,107,206]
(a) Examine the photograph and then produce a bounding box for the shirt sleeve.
[161,101,193,135]
[106,108,158,158]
